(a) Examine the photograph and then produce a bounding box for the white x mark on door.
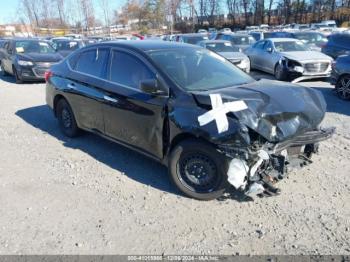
[198,94,248,134]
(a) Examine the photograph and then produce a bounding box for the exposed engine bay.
[218,127,335,197]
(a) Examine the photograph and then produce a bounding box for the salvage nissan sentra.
[46,41,335,200]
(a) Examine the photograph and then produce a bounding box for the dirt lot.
[0,71,349,255]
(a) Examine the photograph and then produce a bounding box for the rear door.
[248,41,266,70]
[260,40,279,73]
[64,47,110,133]
[101,48,168,159]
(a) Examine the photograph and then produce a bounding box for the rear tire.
[335,74,350,100]
[274,63,287,81]
[56,99,80,137]
[169,139,229,200]
[0,61,8,76]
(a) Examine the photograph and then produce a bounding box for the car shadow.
[0,73,16,84]
[0,73,45,85]
[16,105,176,195]
[311,85,350,116]
[16,105,251,202]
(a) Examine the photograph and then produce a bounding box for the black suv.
[322,33,350,59]
[0,38,63,83]
[46,41,334,200]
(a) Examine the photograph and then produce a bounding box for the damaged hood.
[192,79,327,142]
[218,52,247,61]
[280,51,332,62]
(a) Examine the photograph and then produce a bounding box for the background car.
[245,38,333,81]
[53,39,85,57]
[176,33,209,45]
[331,54,350,100]
[322,33,350,58]
[291,31,328,51]
[0,38,63,83]
[199,40,250,73]
[215,33,256,50]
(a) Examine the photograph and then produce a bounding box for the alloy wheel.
[336,75,350,100]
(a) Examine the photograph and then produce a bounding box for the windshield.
[55,41,80,51]
[15,41,56,54]
[183,36,208,44]
[148,48,254,91]
[294,33,327,43]
[232,36,255,45]
[274,41,309,52]
[205,42,240,52]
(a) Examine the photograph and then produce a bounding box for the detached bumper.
[270,127,335,153]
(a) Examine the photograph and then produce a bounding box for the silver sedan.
[245,38,333,82]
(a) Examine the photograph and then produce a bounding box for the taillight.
[44,71,53,82]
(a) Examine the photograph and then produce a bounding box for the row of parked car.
[0,31,349,100]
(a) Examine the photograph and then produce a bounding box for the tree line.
[17,0,350,34]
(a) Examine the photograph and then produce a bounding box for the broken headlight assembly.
[281,57,304,73]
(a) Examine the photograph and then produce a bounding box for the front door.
[101,49,168,159]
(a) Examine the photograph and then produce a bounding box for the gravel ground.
[0,71,349,255]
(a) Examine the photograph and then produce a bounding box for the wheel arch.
[168,132,217,158]
[53,94,67,117]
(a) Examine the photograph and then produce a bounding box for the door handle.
[67,83,76,90]
[104,95,118,103]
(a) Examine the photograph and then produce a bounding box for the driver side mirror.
[266,47,273,53]
[140,79,168,96]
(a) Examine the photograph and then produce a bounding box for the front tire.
[169,139,229,200]
[13,68,23,84]
[335,74,350,100]
[274,63,287,81]
[56,99,80,137]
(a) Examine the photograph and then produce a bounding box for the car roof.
[220,33,251,37]
[200,40,230,44]
[180,33,207,37]
[87,41,201,52]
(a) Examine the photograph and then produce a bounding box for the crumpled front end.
[188,80,336,197]
[219,127,335,197]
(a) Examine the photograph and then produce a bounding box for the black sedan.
[46,41,334,200]
[0,39,63,83]
[331,54,350,100]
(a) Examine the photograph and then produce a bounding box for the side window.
[263,41,272,51]
[68,52,81,69]
[254,41,265,49]
[75,48,109,78]
[109,51,155,90]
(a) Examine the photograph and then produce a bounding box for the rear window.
[231,36,255,45]
[74,48,109,78]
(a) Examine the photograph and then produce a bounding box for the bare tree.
[78,0,95,33]
[98,0,112,34]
